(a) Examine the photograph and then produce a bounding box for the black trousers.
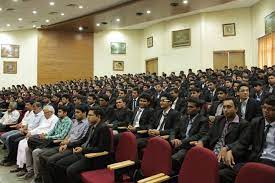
[5,133,25,162]
[171,148,188,172]
[219,159,275,183]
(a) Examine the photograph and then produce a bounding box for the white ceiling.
[0,0,261,32]
[0,0,132,32]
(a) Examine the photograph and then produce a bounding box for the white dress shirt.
[29,114,59,135]
[0,110,20,125]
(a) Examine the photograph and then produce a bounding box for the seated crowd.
[0,65,274,183]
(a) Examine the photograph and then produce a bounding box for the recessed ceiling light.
[12,0,18,2]
[61,13,65,16]
[0,8,2,11]
[146,10,151,14]
[116,18,120,22]
[78,5,83,9]
[183,0,188,4]
[49,2,55,6]
[45,19,50,23]
[96,23,100,27]
[78,26,83,31]
[32,10,37,14]
[6,24,11,27]
[18,18,23,21]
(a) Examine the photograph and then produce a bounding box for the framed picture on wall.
[223,23,236,37]
[265,11,275,34]
[1,44,20,58]
[172,29,191,47]
[3,61,17,74]
[147,36,153,48]
[111,42,126,54]
[113,61,124,71]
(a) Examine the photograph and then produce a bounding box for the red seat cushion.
[81,169,114,183]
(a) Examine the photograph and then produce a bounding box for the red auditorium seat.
[178,146,219,183]
[235,162,275,183]
[81,132,137,183]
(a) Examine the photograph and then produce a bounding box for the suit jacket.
[170,114,209,149]
[203,89,218,103]
[102,106,115,123]
[82,121,111,154]
[231,117,270,162]
[238,98,262,122]
[127,97,140,111]
[111,108,133,128]
[129,107,154,131]
[250,89,268,104]
[201,115,248,150]
[173,97,186,114]
[148,108,181,136]
[208,101,223,116]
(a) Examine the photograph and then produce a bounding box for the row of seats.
[80,131,275,183]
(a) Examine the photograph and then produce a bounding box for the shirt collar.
[226,115,240,124]
[264,119,275,127]
[163,107,171,115]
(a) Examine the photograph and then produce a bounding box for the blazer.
[82,121,111,154]
[238,98,262,122]
[208,101,223,116]
[148,108,181,136]
[127,97,140,111]
[173,97,186,114]
[201,115,248,150]
[170,113,209,149]
[129,107,154,131]
[231,117,270,162]
[111,108,133,128]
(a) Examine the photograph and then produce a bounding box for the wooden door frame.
[145,57,158,74]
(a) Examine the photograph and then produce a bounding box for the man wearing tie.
[127,87,140,111]
[219,95,275,183]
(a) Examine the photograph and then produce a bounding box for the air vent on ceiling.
[49,12,58,15]
[22,0,32,2]
[32,20,38,23]
[170,2,179,6]
[66,4,78,7]
[6,8,16,11]
[136,12,143,16]
[101,22,108,25]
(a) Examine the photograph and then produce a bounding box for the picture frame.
[147,36,153,48]
[172,29,191,48]
[3,61,17,74]
[223,23,236,37]
[265,11,275,35]
[111,42,126,54]
[1,44,20,58]
[113,61,124,71]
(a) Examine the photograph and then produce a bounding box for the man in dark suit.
[128,93,154,132]
[204,80,218,103]
[191,97,248,162]
[51,107,112,183]
[127,87,140,111]
[264,72,275,95]
[208,87,228,117]
[170,87,186,114]
[137,93,181,150]
[237,83,262,122]
[98,94,115,123]
[61,94,74,119]
[250,81,267,104]
[219,95,275,183]
[170,97,208,171]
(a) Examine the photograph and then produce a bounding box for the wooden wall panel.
[38,30,93,85]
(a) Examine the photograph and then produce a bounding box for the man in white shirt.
[0,102,20,131]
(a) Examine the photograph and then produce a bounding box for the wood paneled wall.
[38,30,93,85]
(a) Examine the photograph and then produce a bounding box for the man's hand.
[26,132,31,138]
[73,147,83,154]
[148,129,160,136]
[171,139,182,148]
[190,141,204,147]
[225,150,235,168]
[128,125,136,131]
[218,147,228,163]
[59,145,67,153]
[60,139,69,145]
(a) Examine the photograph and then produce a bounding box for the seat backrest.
[116,132,137,162]
[141,137,172,177]
[178,146,219,183]
[109,128,114,152]
[235,162,275,183]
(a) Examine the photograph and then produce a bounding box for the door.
[213,50,245,70]
[146,58,158,75]
[213,51,228,70]
[229,51,245,68]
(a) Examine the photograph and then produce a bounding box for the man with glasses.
[219,95,275,183]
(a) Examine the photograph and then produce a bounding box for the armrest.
[6,123,18,127]
[160,135,169,140]
[137,130,148,134]
[137,173,167,183]
[107,160,135,170]
[53,140,63,143]
[117,127,128,130]
[9,125,17,128]
[85,151,109,158]
[145,175,170,183]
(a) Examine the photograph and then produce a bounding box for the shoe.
[10,167,22,173]
[18,171,34,180]
[31,176,42,183]
[16,170,27,177]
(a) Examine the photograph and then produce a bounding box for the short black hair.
[58,105,69,113]
[237,83,249,92]
[88,93,97,100]
[189,87,201,93]
[160,93,173,102]
[170,87,179,93]
[75,104,88,113]
[139,93,151,102]
[62,94,70,100]
[216,87,228,94]
[98,94,109,102]
[132,87,140,94]
[187,97,203,108]
[89,107,105,118]
[116,97,127,103]
[25,100,35,105]
[223,97,239,109]
[263,95,275,107]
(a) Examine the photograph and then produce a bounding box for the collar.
[163,107,171,115]
[226,115,240,124]
[265,119,275,127]
[240,98,249,104]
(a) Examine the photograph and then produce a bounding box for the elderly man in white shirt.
[17,105,58,180]
[0,102,20,131]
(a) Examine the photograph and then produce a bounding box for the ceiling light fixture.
[146,10,151,14]
[45,19,50,23]
[0,8,3,11]
[183,0,188,4]
[6,24,11,27]
[96,23,100,27]
[49,2,55,6]
[18,18,23,21]
[78,5,83,9]
[32,10,37,14]
[33,25,36,28]
[78,26,83,31]
[116,18,120,22]
[12,0,18,2]
[61,13,65,16]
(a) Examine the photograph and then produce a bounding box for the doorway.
[146,57,158,75]
[213,50,245,70]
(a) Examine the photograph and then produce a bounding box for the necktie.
[133,108,142,126]
[263,124,272,149]
[82,126,95,148]
[158,113,167,131]
[133,99,136,110]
